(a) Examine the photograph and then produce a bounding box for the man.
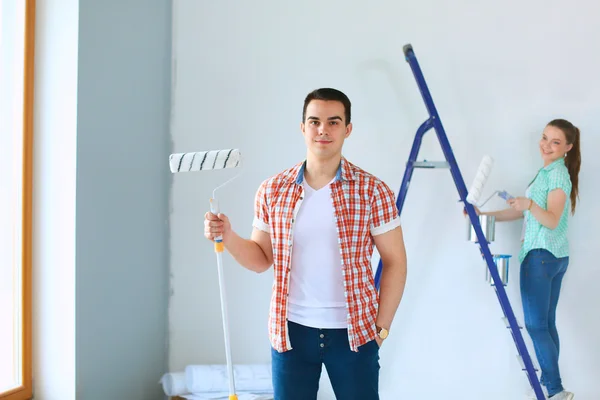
[204,88,407,399]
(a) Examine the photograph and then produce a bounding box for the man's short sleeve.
[370,180,401,236]
[252,180,271,233]
[547,168,572,197]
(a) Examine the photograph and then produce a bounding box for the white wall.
[169,1,600,399]
[33,0,79,397]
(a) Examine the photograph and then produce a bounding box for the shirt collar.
[294,156,355,184]
[543,157,565,172]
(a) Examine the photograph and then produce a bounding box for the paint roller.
[169,148,241,173]
[169,148,243,247]
[465,155,516,207]
[466,155,494,206]
[169,148,242,400]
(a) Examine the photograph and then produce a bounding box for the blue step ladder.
[373,44,545,400]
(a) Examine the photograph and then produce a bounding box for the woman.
[477,119,581,400]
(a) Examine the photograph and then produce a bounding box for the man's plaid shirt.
[252,157,400,352]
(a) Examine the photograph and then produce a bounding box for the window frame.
[1,0,35,399]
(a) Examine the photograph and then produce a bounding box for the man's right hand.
[203,213,274,273]
[204,212,231,242]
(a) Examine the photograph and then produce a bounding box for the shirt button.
[320,343,324,348]
[320,334,324,338]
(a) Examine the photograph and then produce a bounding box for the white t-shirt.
[287,179,348,329]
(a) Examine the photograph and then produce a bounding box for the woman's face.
[540,125,573,166]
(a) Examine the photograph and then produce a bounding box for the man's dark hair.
[302,88,351,125]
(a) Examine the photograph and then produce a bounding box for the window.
[0,1,35,399]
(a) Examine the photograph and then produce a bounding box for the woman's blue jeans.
[521,249,569,397]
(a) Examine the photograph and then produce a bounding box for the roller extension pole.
[210,198,237,400]
[170,148,242,400]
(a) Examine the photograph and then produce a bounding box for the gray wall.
[75,1,172,399]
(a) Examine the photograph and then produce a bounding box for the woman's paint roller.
[169,148,243,400]
[466,155,494,206]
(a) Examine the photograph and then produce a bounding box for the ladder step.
[517,355,539,372]
[502,317,523,330]
[413,161,450,169]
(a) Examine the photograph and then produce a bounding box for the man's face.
[301,100,352,160]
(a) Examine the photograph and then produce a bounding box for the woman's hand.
[507,197,531,212]
[463,205,481,217]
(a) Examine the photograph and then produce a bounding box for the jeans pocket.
[523,252,550,279]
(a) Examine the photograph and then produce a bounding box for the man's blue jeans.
[520,249,569,397]
[271,320,380,400]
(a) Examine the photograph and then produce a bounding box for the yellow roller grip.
[228,395,238,400]
[214,241,225,253]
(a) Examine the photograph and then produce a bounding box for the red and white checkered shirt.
[252,157,400,352]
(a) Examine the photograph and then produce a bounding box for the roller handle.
[498,190,515,201]
[210,198,225,253]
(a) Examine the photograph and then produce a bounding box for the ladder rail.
[403,45,473,203]
[374,44,545,400]
[399,118,435,213]
[373,118,433,286]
